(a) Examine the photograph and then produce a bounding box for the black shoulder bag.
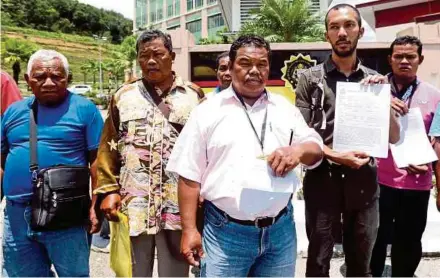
[29,100,91,231]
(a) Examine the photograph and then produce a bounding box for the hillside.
[1,26,125,94]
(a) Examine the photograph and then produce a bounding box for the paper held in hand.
[333,82,391,158]
[390,107,438,168]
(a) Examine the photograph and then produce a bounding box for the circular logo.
[281,54,317,89]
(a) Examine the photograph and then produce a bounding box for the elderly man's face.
[138,38,175,84]
[25,58,68,106]
[217,56,231,90]
[230,46,269,99]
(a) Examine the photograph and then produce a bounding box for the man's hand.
[360,74,388,85]
[88,207,101,234]
[181,228,204,266]
[391,97,409,116]
[405,164,429,175]
[100,192,121,222]
[267,146,302,177]
[335,151,370,169]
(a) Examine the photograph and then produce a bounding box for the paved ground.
[89,251,440,277]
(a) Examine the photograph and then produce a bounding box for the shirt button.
[360,190,364,194]
[365,202,369,205]
[341,174,345,178]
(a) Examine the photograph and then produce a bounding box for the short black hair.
[390,35,423,57]
[325,4,362,30]
[136,29,173,54]
[229,35,271,66]
[216,51,229,69]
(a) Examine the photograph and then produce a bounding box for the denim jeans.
[200,201,297,277]
[2,200,91,277]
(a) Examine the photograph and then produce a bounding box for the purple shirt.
[377,79,440,191]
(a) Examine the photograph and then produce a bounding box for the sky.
[78,0,133,20]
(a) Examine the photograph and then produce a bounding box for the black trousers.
[370,184,430,277]
[304,160,379,277]
[305,200,379,277]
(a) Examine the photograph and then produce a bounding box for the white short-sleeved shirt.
[166,87,323,220]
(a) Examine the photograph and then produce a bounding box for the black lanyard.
[235,92,268,152]
[392,77,419,108]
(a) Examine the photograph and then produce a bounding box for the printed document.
[390,108,438,168]
[333,82,390,158]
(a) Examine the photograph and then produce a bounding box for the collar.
[323,55,364,75]
[387,73,419,97]
[220,86,274,106]
[142,72,184,96]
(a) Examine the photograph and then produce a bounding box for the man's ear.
[387,55,392,66]
[171,51,176,61]
[24,73,30,84]
[419,55,424,65]
[359,26,364,39]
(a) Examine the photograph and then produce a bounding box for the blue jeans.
[2,201,91,277]
[201,201,297,277]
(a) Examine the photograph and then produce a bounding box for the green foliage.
[198,27,235,45]
[239,0,325,42]
[1,38,38,82]
[2,0,132,43]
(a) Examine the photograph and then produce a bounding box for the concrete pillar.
[201,8,208,38]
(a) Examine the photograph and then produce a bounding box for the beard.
[332,37,359,58]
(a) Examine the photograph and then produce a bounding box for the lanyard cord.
[235,92,268,153]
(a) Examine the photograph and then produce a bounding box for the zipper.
[52,194,88,208]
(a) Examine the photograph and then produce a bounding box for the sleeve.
[166,107,207,183]
[429,102,440,137]
[1,74,22,115]
[94,96,122,194]
[294,71,312,123]
[290,106,323,169]
[85,104,104,150]
[1,114,9,155]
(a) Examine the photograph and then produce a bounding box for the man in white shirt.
[166,35,323,277]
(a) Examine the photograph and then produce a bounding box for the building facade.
[218,0,333,32]
[134,0,226,43]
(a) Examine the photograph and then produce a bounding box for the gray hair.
[27,49,70,76]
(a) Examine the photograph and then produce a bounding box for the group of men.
[2,3,440,278]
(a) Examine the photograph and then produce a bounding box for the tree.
[239,0,325,42]
[1,38,38,83]
[80,60,99,85]
[117,36,137,81]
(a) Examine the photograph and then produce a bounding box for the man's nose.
[43,77,56,87]
[338,27,348,38]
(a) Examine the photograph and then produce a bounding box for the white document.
[333,82,391,158]
[240,159,300,193]
[390,108,438,168]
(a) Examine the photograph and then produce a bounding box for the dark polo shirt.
[295,56,379,210]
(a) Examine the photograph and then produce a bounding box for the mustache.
[246,76,262,82]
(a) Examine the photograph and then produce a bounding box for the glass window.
[167,24,180,30]
[208,13,225,38]
[136,0,148,28]
[167,0,174,17]
[187,0,194,11]
[176,0,180,15]
[207,0,217,4]
[186,19,202,42]
[195,0,203,8]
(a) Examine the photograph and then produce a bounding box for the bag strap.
[29,99,39,173]
[308,64,326,131]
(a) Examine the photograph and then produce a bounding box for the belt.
[6,199,31,207]
[212,205,288,228]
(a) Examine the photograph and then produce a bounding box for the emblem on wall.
[281,54,317,89]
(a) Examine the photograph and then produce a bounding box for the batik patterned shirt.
[95,75,204,235]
